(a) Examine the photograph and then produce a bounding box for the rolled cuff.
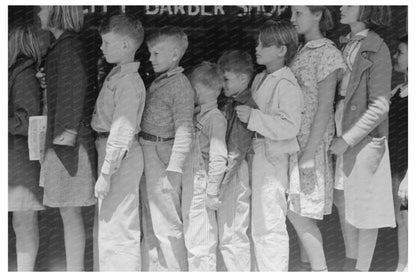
[53,129,78,146]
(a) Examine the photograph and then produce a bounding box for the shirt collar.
[120,62,140,75]
[303,37,334,50]
[232,88,251,104]
[196,100,218,119]
[154,66,184,83]
[346,29,369,40]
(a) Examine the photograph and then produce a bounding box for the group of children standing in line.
[8,5,408,272]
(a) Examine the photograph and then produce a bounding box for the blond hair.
[190,61,223,95]
[99,14,144,49]
[8,24,42,69]
[45,6,84,32]
[146,25,189,59]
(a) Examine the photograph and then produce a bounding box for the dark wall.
[8,5,408,88]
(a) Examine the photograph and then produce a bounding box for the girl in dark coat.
[37,6,96,271]
[8,24,45,271]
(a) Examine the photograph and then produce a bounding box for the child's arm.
[95,77,145,199]
[9,68,41,136]
[206,113,228,197]
[342,43,392,147]
[299,71,338,168]
[53,40,86,147]
[222,98,257,186]
[166,77,194,174]
[244,79,302,140]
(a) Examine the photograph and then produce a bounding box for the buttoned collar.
[154,66,184,83]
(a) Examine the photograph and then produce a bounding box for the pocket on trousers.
[155,143,172,168]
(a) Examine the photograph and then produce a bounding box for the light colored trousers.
[251,139,289,271]
[95,137,143,271]
[217,159,251,271]
[139,138,188,271]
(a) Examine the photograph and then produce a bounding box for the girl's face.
[290,6,320,35]
[255,38,279,66]
[340,6,361,25]
[38,6,50,30]
[393,42,408,74]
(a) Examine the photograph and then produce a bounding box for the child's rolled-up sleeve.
[100,77,144,176]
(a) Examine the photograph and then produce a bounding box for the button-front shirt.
[195,100,228,196]
[91,62,146,176]
[140,66,194,173]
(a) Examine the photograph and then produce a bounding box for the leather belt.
[254,132,265,139]
[96,132,138,139]
[139,131,174,142]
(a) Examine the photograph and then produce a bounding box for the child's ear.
[278,45,288,59]
[172,47,181,62]
[122,39,129,50]
[238,73,249,84]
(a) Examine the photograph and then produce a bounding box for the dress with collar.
[289,38,346,220]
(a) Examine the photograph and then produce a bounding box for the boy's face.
[147,40,177,73]
[100,31,125,64]
[255,39,281,66]
[223,71,247,97]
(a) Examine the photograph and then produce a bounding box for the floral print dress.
[289,38,346,220]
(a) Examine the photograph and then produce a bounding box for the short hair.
[146,25,189,58]
[358,6,391,27]
[258,20,299,66]
[99,14,144,49]
[307,6,335,33]
[45,6,84,33]
[217,50,254,79]
[8,24,42,69]
[190,61,223,94]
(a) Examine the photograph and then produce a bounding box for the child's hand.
[398,178,408,207]
[298,152,315,169]
[95,173,111,200]
[329,137,349,156]
[235,105,252,123]
[206,194,221,210]
[36,67,47,89]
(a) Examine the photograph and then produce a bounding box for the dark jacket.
[44,31,95,176]
[219,89,258,185]
[8,58,42,187]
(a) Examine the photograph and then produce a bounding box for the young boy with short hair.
[91,14,146,271]
[139,26,194,271]
[235,20,303,271]
[217,50,258,271]
[184,61,228,271]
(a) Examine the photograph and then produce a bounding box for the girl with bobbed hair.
[288,5,346,271]
[37,5,96,271]
[8,24,45,271]
[330,5,394,271]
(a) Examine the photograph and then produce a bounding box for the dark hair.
[398,34,408,45]
[258,20,299,65]
[307,6,335,33]
[217,50,254,79]
[99,14,144,48]
[358,6,391,27]
[190,61,223,93]
[146,25,189,57]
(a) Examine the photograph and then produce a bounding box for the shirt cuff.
[207,174,223,195]
[53,129,77,146]
[100,148,127,176]
[341,133,355,147]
